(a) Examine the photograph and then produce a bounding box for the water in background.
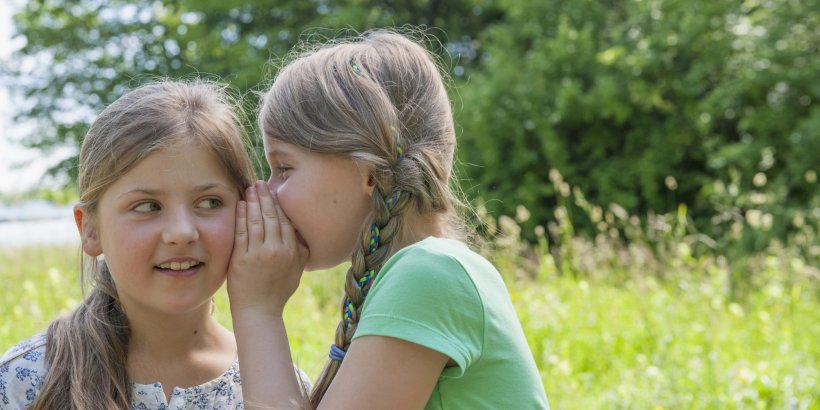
[0,200,78,248]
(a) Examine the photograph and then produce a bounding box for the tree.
[4,0,499,182]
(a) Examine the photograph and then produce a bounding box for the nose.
[267,177,286,199]
[161,209,199,245]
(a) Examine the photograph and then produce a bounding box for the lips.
[155,259,202,277]
[157,260,199,270]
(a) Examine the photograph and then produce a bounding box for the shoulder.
[356,238,491,370]
[372,238,479,302]
[1,334,47,364]
[384,237,486,279]
[378,236,502,297]
[1,334,49,408]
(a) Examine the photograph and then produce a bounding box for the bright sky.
[0,0,71,195]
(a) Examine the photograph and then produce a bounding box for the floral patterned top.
[0,333,244,409]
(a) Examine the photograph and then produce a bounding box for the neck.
[123,300,237,396]
[125,302,232,360]
[394,210,447,250]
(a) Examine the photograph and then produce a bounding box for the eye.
[275,165,292,179]
[198,197,223,209]
[132,201,161,213]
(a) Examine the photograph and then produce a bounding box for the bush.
[455,0,819,254]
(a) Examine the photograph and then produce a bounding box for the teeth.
[158,261,197,270]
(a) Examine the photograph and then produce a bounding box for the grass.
[1,232,818,409]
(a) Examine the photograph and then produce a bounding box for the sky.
[0,0,71,195]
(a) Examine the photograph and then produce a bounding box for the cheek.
[274,183,302,222]
[100,220,153,255]
[203,215,237,256]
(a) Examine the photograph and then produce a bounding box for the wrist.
[231,305,285,327]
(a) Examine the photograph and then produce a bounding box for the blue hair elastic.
[329,344,347,361]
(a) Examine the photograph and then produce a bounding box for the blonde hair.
[33,80,256,409]
[260,28,466,406]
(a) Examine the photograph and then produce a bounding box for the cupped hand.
[227,181,308,317]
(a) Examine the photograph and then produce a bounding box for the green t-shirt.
[353,237,550,409]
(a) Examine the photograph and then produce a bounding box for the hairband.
[329,344,346,361]
[350,60,365,78]
[391,126,405,161]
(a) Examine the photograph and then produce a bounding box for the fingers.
[246,184,264,245]
[244,181,299,249]
[272,193,308,264]
[274,194,295,245]
[256,180,281,244]
[234,200,248,253]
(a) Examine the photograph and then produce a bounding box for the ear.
[366,174,376,196]
[355,161,376,197]
[74,205,102,257]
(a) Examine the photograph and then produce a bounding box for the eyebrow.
[265,148,292,158]
[117,183,233,199]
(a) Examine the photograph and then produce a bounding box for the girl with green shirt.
[227,28,550,410]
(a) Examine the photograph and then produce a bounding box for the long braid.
[310,164,410,407]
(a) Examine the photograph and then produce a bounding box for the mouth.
[155,260,203,277]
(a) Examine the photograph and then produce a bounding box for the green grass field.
[1,239,817,409]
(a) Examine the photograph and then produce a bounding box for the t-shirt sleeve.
[352,248,484,376]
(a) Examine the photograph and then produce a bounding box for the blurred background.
[0,0,817,408]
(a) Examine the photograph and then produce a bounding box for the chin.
[303,257,337,273]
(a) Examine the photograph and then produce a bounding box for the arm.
[228,182,449,409]
[318,335,449,410]
[227,181,308,409]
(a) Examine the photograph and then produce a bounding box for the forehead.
[113,143,234,189]
[264,135,302,157]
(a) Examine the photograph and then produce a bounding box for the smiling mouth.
[157,261,201,270]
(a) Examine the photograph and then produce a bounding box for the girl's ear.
[356,161,376,197]
[74,205,102,257]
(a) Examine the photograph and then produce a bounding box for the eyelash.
[132,201,161,213]
[130,198,223,212]
[199,198,223,209]
[275,165,292,178]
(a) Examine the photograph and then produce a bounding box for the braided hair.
[260,29,466,406]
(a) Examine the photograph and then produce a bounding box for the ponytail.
[32,262,132,409]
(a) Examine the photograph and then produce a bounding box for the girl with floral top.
[1,80,257,409]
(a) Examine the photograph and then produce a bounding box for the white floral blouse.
[0,333,244,409]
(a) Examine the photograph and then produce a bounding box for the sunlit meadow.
[1,199,817,408]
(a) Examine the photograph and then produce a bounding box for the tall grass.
[1,193,817,409]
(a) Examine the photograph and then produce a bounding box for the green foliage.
[456,0,819,251]
[4,0,498,181]
[4,0,817,256]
